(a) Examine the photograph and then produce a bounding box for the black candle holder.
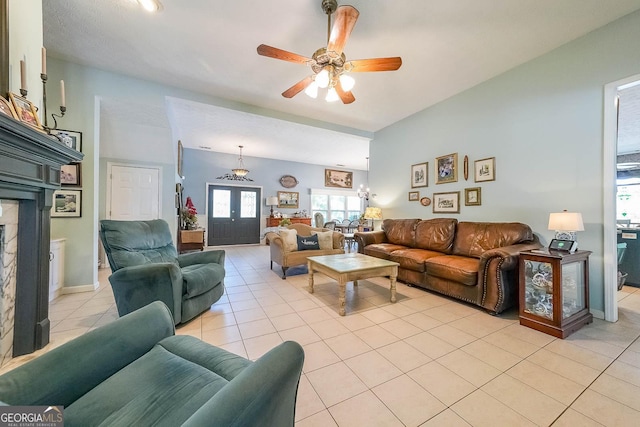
[40,72,66,136]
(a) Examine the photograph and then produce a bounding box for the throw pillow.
[296,234,320,251]
[313,230,333,250]
[279,229,298,252]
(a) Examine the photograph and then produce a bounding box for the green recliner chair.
[100,219,225,324]
[0,301,305,426]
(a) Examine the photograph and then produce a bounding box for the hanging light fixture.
[357,157,370,202]
[216,145,254,181]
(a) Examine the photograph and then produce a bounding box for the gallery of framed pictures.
[49,129,82,152]
[52,189,82,218]
[325,169,353,189]
[433,191,460,213]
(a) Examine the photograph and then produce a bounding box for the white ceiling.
[43,0,640,169]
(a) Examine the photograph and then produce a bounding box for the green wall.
[370,10,640,313]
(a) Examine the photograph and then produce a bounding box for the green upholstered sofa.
[0,302,305,426]
[100,219,226,325]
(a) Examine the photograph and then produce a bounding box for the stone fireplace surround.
[0,114,82,361]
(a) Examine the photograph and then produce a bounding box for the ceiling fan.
[257,0,402,104]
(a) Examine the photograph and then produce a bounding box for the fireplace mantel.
[0,114,83,356]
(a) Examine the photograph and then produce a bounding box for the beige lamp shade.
[266,196,278,206]
[364,207,383,220]
[548,211,584,231]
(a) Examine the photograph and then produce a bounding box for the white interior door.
[107,164,160,220]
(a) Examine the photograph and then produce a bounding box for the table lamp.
[266,196,278,217]
[364,207,383,229]
[548,210,584,246]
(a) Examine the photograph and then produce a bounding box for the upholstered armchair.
[266,223,344,279]
[99,219,225,324]
[0,301,305,426]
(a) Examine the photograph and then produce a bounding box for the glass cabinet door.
[562,261,585,319]
[523,260,554,320]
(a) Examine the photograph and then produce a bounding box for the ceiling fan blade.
[282,76,315,98]
[347,57,403,72]
[327,5,359,57]
[257,44,311,65]
[335,80,355,104]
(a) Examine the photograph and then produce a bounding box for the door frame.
[205,182,263,247]
[603,73,640,322]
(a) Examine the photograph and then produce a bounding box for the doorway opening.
[206,183,261,246]
[603,74,640,322]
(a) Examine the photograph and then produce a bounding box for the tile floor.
[3,244,640,426]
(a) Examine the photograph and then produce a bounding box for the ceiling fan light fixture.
[305,81,319,98]
[316,69,330,88]
[339,74,355,91]
[326,88,339,102]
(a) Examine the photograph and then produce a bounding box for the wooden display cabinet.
[519,249,592,338]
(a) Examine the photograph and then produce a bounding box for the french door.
[207,184,261,246]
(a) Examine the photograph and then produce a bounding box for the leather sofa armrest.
[0,301,174,407]
[479,240,544,270]
[109,263,183,324]
[354,231,388,253]
[178,249,225,267]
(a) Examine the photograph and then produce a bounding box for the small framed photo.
[436,153,458,184]
[0,96,17,119]
[325,169,353,188]
[8,92,43,130]
[433,191,460,214]
[49,129,82,152]
[474,157,495,182]
[60,162,81,186]
[277,191,299,209]
[411,162,428,188]
[464,187,481,206]
[408,191,420,201]
[52,190,82,218]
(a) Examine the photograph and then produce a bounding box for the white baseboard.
[61,281,100,294]
[590,308,605,320]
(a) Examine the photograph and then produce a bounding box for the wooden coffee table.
[307,253,399,316]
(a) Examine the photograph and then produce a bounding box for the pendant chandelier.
[216,145,254,181]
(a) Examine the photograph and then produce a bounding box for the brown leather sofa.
[355,218,541,314]
[266,223,345,279]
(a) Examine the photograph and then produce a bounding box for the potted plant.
[181,196,199,230]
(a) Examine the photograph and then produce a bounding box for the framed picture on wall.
[50,129,82,152]
[52,189,82,218]
[435,153,458,184]
[408,191,420,201]
[60,162,81,186]
[411,162,428,188]
[277,191,299,209]
[464,187,481,206]
[325,169,353,188]
[474,157,496,182]
[433,191,460,213]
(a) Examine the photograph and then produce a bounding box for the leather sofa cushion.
[182,263,225,299]
[364,243,408,260]
[389,249,444,272]
[382,219,421,246]
[425,255,479,286]
[453,222,534,258]
[414,218,457,253]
